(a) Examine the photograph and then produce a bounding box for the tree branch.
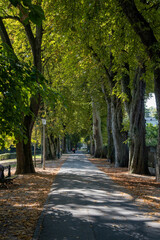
[23,23,36,58]
[0,16,13,50]
[87,45,111,81]
[1,15,20,22]
[117,0,158,59]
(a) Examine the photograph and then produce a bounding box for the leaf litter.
[88,156,160,220]
[1,154,160,239]
[0,155,67,240]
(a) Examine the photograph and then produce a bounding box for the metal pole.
[34,127,37,167]
[43,124,45,170]
[41,127,43,164]
[34,141,36,167]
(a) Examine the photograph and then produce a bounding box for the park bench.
[0,164,17,188]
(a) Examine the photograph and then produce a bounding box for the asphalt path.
[33,153,160,240]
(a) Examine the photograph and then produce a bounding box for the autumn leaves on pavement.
[0,156,67,240]
[0,154,160,240]
[89,156,160,220]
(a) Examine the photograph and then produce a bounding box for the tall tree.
[121,64,148,174]
[116,0,160,179]
[0,0,45,173]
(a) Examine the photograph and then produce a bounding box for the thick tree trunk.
[121,65,148,174]
[46,134,57,160]
[111,95,128,167]
[56,137,61,158]
[16,137,35,174]
[101,84,114,162]
[128,68,148,174]
[16,95,41,174]
[92,101,103,158]
[16,142,35,174]
[62,136,68,153]
[47,136,58,159]
[90,135,95,156]
[106,97,114,162]
[154,69,160,180]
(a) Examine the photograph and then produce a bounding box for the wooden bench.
[0,164,17,187]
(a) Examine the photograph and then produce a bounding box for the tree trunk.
[128,68,148,174]
[16,137,35,174]
[56,137,61,159]
[111,95,129,167]
[49,134,57,159]
[92,101,103,158]
[16,110,39,174]
[46,134,57,160]
[90,135,95,156]
[101,84,114,162]
[121,65,149,174]
[154,68,160,180]
[106,100,114,162]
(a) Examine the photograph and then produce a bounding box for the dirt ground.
[0,154,160,239]
[88,156,160,220]
[0,155,68,240]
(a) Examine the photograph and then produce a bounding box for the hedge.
[0,153,17,161]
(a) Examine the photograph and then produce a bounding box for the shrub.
[146,123,158,147]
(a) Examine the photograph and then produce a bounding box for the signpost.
[42,119,46,170]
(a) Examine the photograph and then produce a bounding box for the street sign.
[42,118,46,125]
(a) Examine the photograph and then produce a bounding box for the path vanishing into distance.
[33,153,160,240]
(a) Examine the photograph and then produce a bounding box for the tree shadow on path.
[33,154,160,240]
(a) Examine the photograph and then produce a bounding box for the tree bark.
[50,134,57,159]
[121,64,149,174]
[111,95,128,167]
[92,101,103,158]
[46,134,57,160]
[101,84,114,162]
[128,67,148,174]
[90,135,95,156]
[62,135,68,153]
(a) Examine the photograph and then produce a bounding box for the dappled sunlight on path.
[33,154,160,240]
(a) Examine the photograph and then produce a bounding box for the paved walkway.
[33,153,160,240]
